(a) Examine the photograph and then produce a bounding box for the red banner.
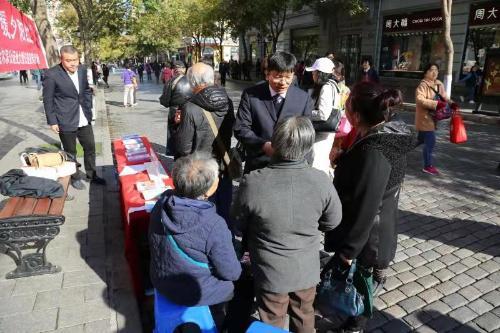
[0,0,48,72]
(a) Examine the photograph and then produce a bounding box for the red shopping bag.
[450,110,467,144]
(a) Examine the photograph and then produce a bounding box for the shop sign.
[383,9,443,32]
[469,2,500,27]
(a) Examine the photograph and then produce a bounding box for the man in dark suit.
[43,45,106,189]
[234,51,313,173]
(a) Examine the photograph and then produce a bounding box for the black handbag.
[312,108,342,132]
[312,80,343,132]
[316,259,365,317]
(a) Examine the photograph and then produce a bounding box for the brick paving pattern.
[103,75,500,332]
[0,73,498,332]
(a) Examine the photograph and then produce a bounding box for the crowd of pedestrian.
[37,43,470,333]
[147,49,463,333]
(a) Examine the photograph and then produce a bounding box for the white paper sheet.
[119,164,146,176]
[126,200,157,224]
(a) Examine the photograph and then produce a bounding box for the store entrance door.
[339,34,362,85]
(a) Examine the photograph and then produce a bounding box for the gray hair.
[172,152,219,199]
[186,62,214,88]
[60,45,79,55]
[272,116,315,161]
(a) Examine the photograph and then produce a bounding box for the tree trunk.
[240,32,248,62]
[31,0,59,67]
[442,0,454,97]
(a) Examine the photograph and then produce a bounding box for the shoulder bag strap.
[201,109,231,167]
[171,75,183,90]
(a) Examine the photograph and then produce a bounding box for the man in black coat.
[234,51,313,173]
[173,62,235,228]
[43,45,105,189]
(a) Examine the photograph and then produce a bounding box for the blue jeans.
[418,131,436,168]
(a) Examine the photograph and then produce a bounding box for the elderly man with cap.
[159,61,191,156]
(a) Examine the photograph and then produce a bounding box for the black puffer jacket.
[325,120,416,268]
[174,86,234,169]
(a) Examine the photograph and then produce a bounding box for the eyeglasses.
[268,72,294,83]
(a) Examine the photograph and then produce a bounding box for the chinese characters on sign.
[383,9,443,32]
[0,0,48,71]
[470,1,500,26]
[0,10,34,42]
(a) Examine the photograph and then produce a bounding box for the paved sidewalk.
[0,78,141,332]
[104,74,500,333]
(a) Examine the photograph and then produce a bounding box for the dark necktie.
[272,94,284,117]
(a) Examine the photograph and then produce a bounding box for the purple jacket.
[121,69,136,85]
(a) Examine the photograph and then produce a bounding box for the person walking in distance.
[122,64,136,107]
[101,63,110,88]
[42,45,106,189]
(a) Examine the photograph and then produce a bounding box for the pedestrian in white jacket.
[306,57,339,178]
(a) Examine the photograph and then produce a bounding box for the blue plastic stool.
[246,321,289,333]
[154,290,217,333]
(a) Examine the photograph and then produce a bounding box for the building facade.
[243,0,500,101]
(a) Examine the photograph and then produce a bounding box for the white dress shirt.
[268,85,287,101]
[66,69,89,128]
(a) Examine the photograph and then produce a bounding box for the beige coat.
[415,79,447,131]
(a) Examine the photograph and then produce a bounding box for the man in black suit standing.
[43,45,106,189]
[234,51,313,173]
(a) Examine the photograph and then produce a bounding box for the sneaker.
[123,104,129,108]
[422,166,439,175]
[132,103,138,107]
[468,100,475,104]
[71,179,86,190]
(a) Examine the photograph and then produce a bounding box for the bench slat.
[48,176,70,216]
[15,198,38,216]
[33,198,51,215]
[0,197,23,218]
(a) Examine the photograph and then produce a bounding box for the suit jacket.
[234,82,313,173]
[43,64,93,131]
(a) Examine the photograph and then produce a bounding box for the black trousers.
[59,124,96,179]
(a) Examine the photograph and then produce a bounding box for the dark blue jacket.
[149,190,241,306]
[234,82,313,173]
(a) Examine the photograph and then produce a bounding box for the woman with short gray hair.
[149,153,241,330]
[232,116,342,332]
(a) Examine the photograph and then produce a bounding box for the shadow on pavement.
[399,210,500,258]
[0,116,59,146]
[76,164,142,332]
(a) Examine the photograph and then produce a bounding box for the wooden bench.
[0,176,70,279]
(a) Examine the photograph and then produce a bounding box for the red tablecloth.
[113,137,173,298]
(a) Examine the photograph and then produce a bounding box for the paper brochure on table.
[126,200,157,224]
[119,164,146,176]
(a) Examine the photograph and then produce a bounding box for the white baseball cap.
[305,57,335,73]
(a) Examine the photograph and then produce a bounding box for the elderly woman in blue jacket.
[149,153,242,330]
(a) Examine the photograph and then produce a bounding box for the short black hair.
[60,45,79,55]
[362,58,372,66]
[268,51,296,73]
[423,63,439,75]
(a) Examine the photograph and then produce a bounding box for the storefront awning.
[0,0,48,72]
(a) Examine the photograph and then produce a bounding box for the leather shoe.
[90,176,106,185]
[71,179,86,190]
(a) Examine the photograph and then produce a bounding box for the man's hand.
[50,124,60,134]
[262,141,274,157]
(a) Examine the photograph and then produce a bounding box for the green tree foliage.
[62,0,130,63]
